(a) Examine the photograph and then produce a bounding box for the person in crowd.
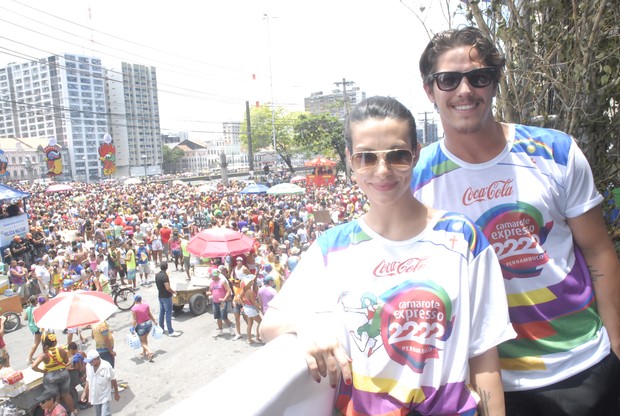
[81,350,120,416]
[131,294,157,361]
[411,26,620,416]
[33,257,51,298]
[150,229,163,265]
[124,241,137,289]
[155,262,179,337]
[9,259,28,303]
[241,275,262,345]
[180,234,191,280]
[260,96,515,415]
[91,320,116,368]
[65,341,88,410]
[36,391,68,416]
[31,333,77,416]
[257,274,277,314]
[136,241,150,285]
[169,233,182,271]
[209,269,234,338]
[24,295,43,363]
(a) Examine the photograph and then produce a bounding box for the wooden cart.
[171,264,212,316]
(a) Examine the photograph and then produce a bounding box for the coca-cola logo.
[462,179,514,206]
[373,257,428,277]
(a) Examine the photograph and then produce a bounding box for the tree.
[162,146,184,174]
[240,104,299,172]
[455,0,619,236]
[294,113,346,171]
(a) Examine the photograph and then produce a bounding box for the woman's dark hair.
[419,26,505,87]
[344,96,417,152]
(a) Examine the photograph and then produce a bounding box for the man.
[81,350,120,416]
[411,26,620,415]
[155,262,179,336]
[136,241,149,285]
[33,257,51,298]
[159,223,172,262]
[208,269,234,337]
[257,274,276,314]
[91,320,116,368]
[124,241,136,289]
[180,234,191,280]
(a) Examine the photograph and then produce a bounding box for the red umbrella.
[290,175,307,184]
[187,227,255,258]
[34,291,118,329]
[304,156,337,167]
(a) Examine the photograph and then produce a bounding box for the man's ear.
[423,83,435,105]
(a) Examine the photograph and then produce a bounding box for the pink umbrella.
[187,228,255,258]
[290,175,307,184]
[34,290,118,329]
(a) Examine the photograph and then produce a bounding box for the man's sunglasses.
[430,67,496,91]
[349,149,414,173]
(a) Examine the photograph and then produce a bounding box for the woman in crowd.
[131,294,157,361]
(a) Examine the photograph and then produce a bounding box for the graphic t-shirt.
[411,123,608,391]
[271,214,514,415]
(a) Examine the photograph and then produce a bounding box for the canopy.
[267,183,305,195]
[0,184,29,203]
[304,156,337,167]
[239,183,270,194]
[45,183,74,193]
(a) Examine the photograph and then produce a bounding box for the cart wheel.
[115,288,136,311]
[189,293,207,315]
[2,312,20,333]
[172,304,185,312]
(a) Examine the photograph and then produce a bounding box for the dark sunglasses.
[430,67,496,91]
[350,149,414,173]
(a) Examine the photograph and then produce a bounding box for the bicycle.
[111,282,137,311]
[0,309,20,333]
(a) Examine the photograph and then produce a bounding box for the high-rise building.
[0,54,109,182]
[0,54,163,181]
[304,86,366,119]
[107,63,162,177]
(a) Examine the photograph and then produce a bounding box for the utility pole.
[335,78,355,183]
[245,101,254,173]
[418,111,433,143]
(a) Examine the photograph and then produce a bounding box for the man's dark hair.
[160,262,168,271]
[419,26,505,87]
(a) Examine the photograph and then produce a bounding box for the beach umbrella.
[290,175,306,184]
[267,183,305,195]
[196,183,218,193]
[239,183,269,194]
[172,180,189,186]
[33,290,118,329]
[123,177,141,185]
[45,183,73,193]
[187,228,255,258]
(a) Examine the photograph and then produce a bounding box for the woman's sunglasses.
[430,67,496,91]
[349,149,414,173]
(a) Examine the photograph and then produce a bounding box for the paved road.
[3,267,260,415]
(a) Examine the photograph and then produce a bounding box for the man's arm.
[164,281,177,296]
[567,205,620,356]
[111,378,120,401]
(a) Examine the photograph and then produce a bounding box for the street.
[3,267,259,415]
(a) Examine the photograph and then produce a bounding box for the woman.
[169,233,182,271]
[8,259,28,303]
[24,295,44,363]
[131,294,157,361]
[32,333,77,416]
[260,97,515,416]
[240,275,262,345]
[151,229,163,265]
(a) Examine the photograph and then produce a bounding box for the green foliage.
[162,146,184,174]
[294,113,346,170]
[239,104,299,171]
[465,0,620,237]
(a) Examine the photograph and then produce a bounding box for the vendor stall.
[304,156,336,187]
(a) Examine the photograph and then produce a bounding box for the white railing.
[162,334,335,416]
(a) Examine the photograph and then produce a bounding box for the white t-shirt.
[412,124,609,391]
[271,214,514,415]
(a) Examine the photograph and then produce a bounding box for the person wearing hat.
[131,294,157,361]
[208,269,234,338]
[257,274,277,315]
[36,390,67,416]
[81,350,120,415]
[136,240,150,286]
[32,333,78,416]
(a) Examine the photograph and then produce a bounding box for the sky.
[0,0,467,141]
